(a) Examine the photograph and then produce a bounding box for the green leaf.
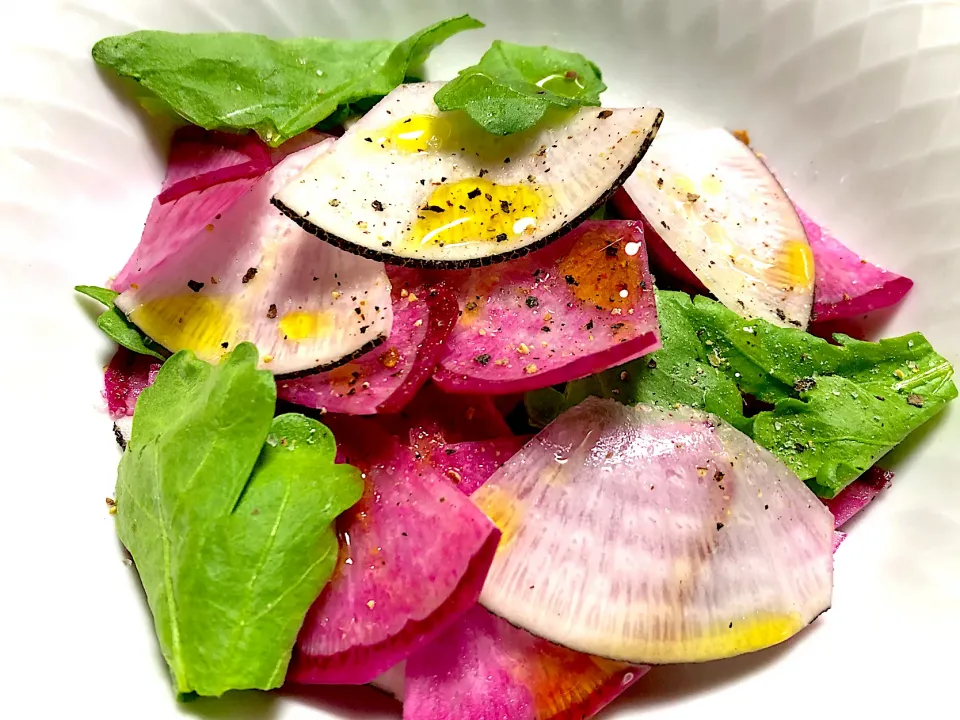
[116,344,363,697]
[92,15,483,146]
[434,40,606,135]
[530,291,956,497]
[75,285,166,360]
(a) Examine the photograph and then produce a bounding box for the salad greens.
[434,40,606,135]
[527,291,957,497]
[116,343,362,697]
[92,15,483,146]
[75,285,165,360]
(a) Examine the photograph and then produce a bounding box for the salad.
[79,13,956,718]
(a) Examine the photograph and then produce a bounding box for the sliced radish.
[289,417,500,685]
[115,140,394,376]
[278,268,457,413]
[104,347,161,419]
[474,397,834,664]
[796,206,913,322]
[273,82,663,268]
[428,437,531,496]
[371,663,406,701]
[620,128,813,328]
[823,466,893,529]
[404,604,646,720]
[432,221,660,394]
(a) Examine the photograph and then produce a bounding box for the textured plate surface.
[1,1,958,719]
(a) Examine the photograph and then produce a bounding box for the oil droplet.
[279,310,335,341]
[369,114,455,153]
[768,239,814,289]
[408,178,544,248]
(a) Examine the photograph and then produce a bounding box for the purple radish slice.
[404,604,647,720]
[273,82,663,268]
[823,466,893,529]
[796,206,914,322]
[115,140,393,376]
[620,128,814,328]
[474,397,834,664]
[432,220,660,394]
[428,437,531,496]
[289,417,500,685]
[104,347,161,419]
[278,268,457,414]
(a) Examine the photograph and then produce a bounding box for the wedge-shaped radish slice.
[428,437,530,496]
[278,269,458,413]
[796,206,914,322]
[290,417,500,685]
[404,604,646,720]
[620,128,814,328]
[823,466,892,529]
[273,82,663,268]
[433,221,660,394]
[104,348,161,419]
[474,397,834,664]
[115,140,394,376]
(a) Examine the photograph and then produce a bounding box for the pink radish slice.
[114,129,333,291]
[104,348,161,419]
[157,128,273,204]
[277,269,457,414]
[404,604,646,720]
[796,207,914,322]
[433,221,660,395]
[823,466,893,529]
[428,437,531,496]
[289,417,500,685]
[115,140,394,376]
[474,397,834,664]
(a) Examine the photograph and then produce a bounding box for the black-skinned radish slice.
[115,140,394,376]
[278,268,458,414]
[433,220,659,394]
[289,417,500,685]
[272,82,663,268]
[404,605,647,720]
[474,397,834,664]
[620,128,814,328]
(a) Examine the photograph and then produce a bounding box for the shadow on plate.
[283,683,401,719]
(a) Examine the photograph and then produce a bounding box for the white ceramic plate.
[2,1,959,718]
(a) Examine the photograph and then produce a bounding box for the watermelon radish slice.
[474,397,834,664]
[620,128,814,328]
[796,206,914,322]
[428,437,530,496]
[823,466,893,529]
[114,129,333,291]
[404,604,646,720]
[273,82,663,269]
[115,140,394,376]
[157,128,273,204]
[289,417,500,685]
[104,348,161,419]
[389,382,514,448]
[432,221,660,395]
[278,269,458,414]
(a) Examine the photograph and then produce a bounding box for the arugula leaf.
[92,15,483,146]
[117,343,363,697]
[75,285,166,360]
[528,291,956,497]
[435,40,606,135]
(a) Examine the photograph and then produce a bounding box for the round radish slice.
[272,82,663,268]
[620,128,814,328]
[432,221,660,394]
[115,140,394,376]
[277,269,458,414]
[404,604,646,720]
[474,397,834,664]
[290,418,500,685]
